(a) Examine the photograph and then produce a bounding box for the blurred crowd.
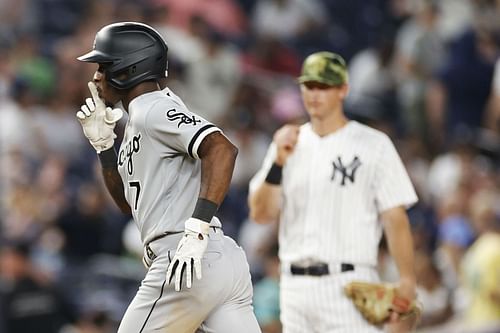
[0,0,499,332]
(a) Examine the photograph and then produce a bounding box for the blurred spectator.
[2,155,71,269]
[226,124,270,190]
[223,77,273,134]
[461,189,500,331]
[181,22,242,122]
[394,0,446,142]
[3,182,42,241]
[397,136,433,203]
[426,5,499,151]
[60,310,116,333]
[32,0,85,53]
[250,0,327,43]
[0,76,45,160]
[149,6,205,65]
[238,218,278,282]
[415,250,453,329]
[0,240,75,332]
[31,227,65,279]
[57,182,110,261]
[269,85,307,125]
[33,92,88,164]
[377,236,399,284]
[121,219,143,260]
[220,119,270,238]
[33,156,71,225]
[113,1,148,23]
[0,48,12,101]
[435,0,473,42]
[346,31,399,126]
[9,35,55,98]
[0,149,32,213]
[0,0,38,47]
[252,241,281,333]
[427,139,476,203]
[150,0,247,37]
[485,58,500,132]
[435,187,476,290]
[241,37,301,77]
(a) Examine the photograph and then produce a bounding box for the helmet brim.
[77,49,117,63]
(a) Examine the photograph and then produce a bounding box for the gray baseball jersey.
[117,88,221,244]
[250,121,417,332]
[117,87,261,333]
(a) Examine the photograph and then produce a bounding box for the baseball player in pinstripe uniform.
[76,22,261,333]
[248,51,418,332]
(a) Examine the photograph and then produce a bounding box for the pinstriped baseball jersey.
[249,120,418,266]
[117,88,221,244]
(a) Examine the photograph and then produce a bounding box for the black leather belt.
[290,262,355,276]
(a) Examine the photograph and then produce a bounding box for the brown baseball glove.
[344,281,422,326]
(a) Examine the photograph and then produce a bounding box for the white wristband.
[185,217,211,234]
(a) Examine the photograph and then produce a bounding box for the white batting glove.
[166,218,210,291]
[76,82,123,153]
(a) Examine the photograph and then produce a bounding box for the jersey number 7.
[129,181,141,210]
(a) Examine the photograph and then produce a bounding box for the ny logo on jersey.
[331,156,362,186]
[166,109,201,128]
[119,133,141,175]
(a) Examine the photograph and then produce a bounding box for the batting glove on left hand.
[166,218,210,291]
[76,82,123,153]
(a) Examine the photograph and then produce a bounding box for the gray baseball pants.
[118,228,261,333]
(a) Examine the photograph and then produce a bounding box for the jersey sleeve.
[373,135,418,212]
[249,142,277,195]
[145,101,221,159]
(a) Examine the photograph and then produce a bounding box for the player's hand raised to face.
[273,124,300,166]
[76,82,123,152]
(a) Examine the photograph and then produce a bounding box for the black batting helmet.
[78,22,168,90]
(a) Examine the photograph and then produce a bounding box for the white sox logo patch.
[119,133,141,175]
[166,108,201,128]
[331,156,361,186]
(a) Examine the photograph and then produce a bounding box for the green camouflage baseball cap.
[298,51,348,86]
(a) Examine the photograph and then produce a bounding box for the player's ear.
[339,84,349,99]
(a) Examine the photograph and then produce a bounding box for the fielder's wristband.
[97,147,118,168]
[265,163,282,185]
[192,198,218,223]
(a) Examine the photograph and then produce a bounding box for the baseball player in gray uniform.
[76,22,261,333]
[248,52,418,332]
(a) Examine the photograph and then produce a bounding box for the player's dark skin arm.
[197,132,238,205]
[101,164,132,215]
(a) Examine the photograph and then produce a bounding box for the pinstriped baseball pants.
[280,265,384,333]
